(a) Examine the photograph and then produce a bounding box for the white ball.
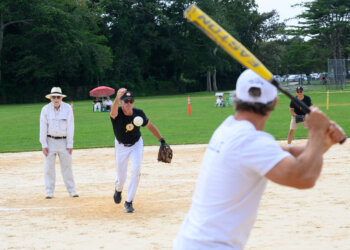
[133,116,143,127]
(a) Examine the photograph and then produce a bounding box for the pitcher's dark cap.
[121,91,134,101]
[296,86,303,92]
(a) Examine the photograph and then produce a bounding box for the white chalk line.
[0,206,69,211]
[158,197,192,202]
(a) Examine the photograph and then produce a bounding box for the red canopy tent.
[89,86,115,97]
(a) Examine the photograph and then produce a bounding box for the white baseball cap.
[235,69,277,104]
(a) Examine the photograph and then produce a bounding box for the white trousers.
[114,137,143,202]
[44,138,77,196]
[94,103,101,112]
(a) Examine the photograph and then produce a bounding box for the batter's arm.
[266,109,345,189]
[266,128,325,189]
[110,88,127,119]
[281,144,305,157]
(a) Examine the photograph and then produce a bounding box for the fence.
[276,59,350,92]
[327,59,350,89]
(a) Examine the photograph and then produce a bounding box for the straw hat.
[45,87,67,99]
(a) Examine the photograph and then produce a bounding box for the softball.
[133,116,143,127]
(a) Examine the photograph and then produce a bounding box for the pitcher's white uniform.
[173,116,290,249]
[40,101,77,197]
[110,107,148,203]
[110,89,168,213]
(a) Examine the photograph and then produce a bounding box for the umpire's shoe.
[113,190,122,204]
[124,201,135,213]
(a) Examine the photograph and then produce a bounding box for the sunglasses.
[52,96,62,99]
[296,91,303,93]
[124,99,134,104]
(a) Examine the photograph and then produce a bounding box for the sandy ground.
[0,140,349,250]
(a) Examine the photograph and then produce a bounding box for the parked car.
[273,75,283,82]
[310,73,320,80]
[287,74,298,81]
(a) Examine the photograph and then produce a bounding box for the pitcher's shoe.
[124,201,135,213]
[114,190,122,204]
[45,194,53,199]
[70,192,79,198]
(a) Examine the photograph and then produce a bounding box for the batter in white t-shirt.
[173,116,290,249]
[173,69,346,249]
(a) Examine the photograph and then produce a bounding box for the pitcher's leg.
[115,140,130,192]
[126,138,143,202]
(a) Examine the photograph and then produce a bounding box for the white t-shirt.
[173,116,290,250]
[104,99,113,106]
[216,97,223,105]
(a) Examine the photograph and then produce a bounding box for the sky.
[255,0,306,26]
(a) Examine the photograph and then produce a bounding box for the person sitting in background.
[216,95,225,107]
[104,96,113,111]
[93,97,102,112]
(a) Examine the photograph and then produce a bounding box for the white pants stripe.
[114,137,143,202]
[44,138,77,196]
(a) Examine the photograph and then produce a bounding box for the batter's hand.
[305,107,330,133]
[116,88,127,100]
[67,148,73,155]
[327,121,346,144]
[42,148,49,156]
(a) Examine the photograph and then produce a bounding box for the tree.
[0,0,34,84]
[1,0,112,103]
[295,0,350,59]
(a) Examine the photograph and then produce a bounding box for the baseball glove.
[158,139,173,163]
[295,115,305,123]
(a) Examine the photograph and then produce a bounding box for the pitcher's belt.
[48,135,67,139]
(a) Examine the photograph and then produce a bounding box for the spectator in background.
[322,75,327,85]
[216,95,225,107]
[104,96,113,111]
[93,97,102,112]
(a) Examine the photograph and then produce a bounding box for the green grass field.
[1,89,349,153]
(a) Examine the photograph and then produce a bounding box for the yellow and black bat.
[184,4,346,144]
[184,4,310,111]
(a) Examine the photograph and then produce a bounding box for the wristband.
[159,138,165,144]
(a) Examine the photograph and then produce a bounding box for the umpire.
[110,88,168,213]
[287,86,312,145]
[39,87,78,199]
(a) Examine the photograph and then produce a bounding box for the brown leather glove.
[157,138,173,163]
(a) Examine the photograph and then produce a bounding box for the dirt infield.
[0,140,349,249]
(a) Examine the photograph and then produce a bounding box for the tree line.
[0,0,349,104]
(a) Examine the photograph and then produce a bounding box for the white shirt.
[40,101,74,148]
[173,116,290,250]
[104,99,113,106]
